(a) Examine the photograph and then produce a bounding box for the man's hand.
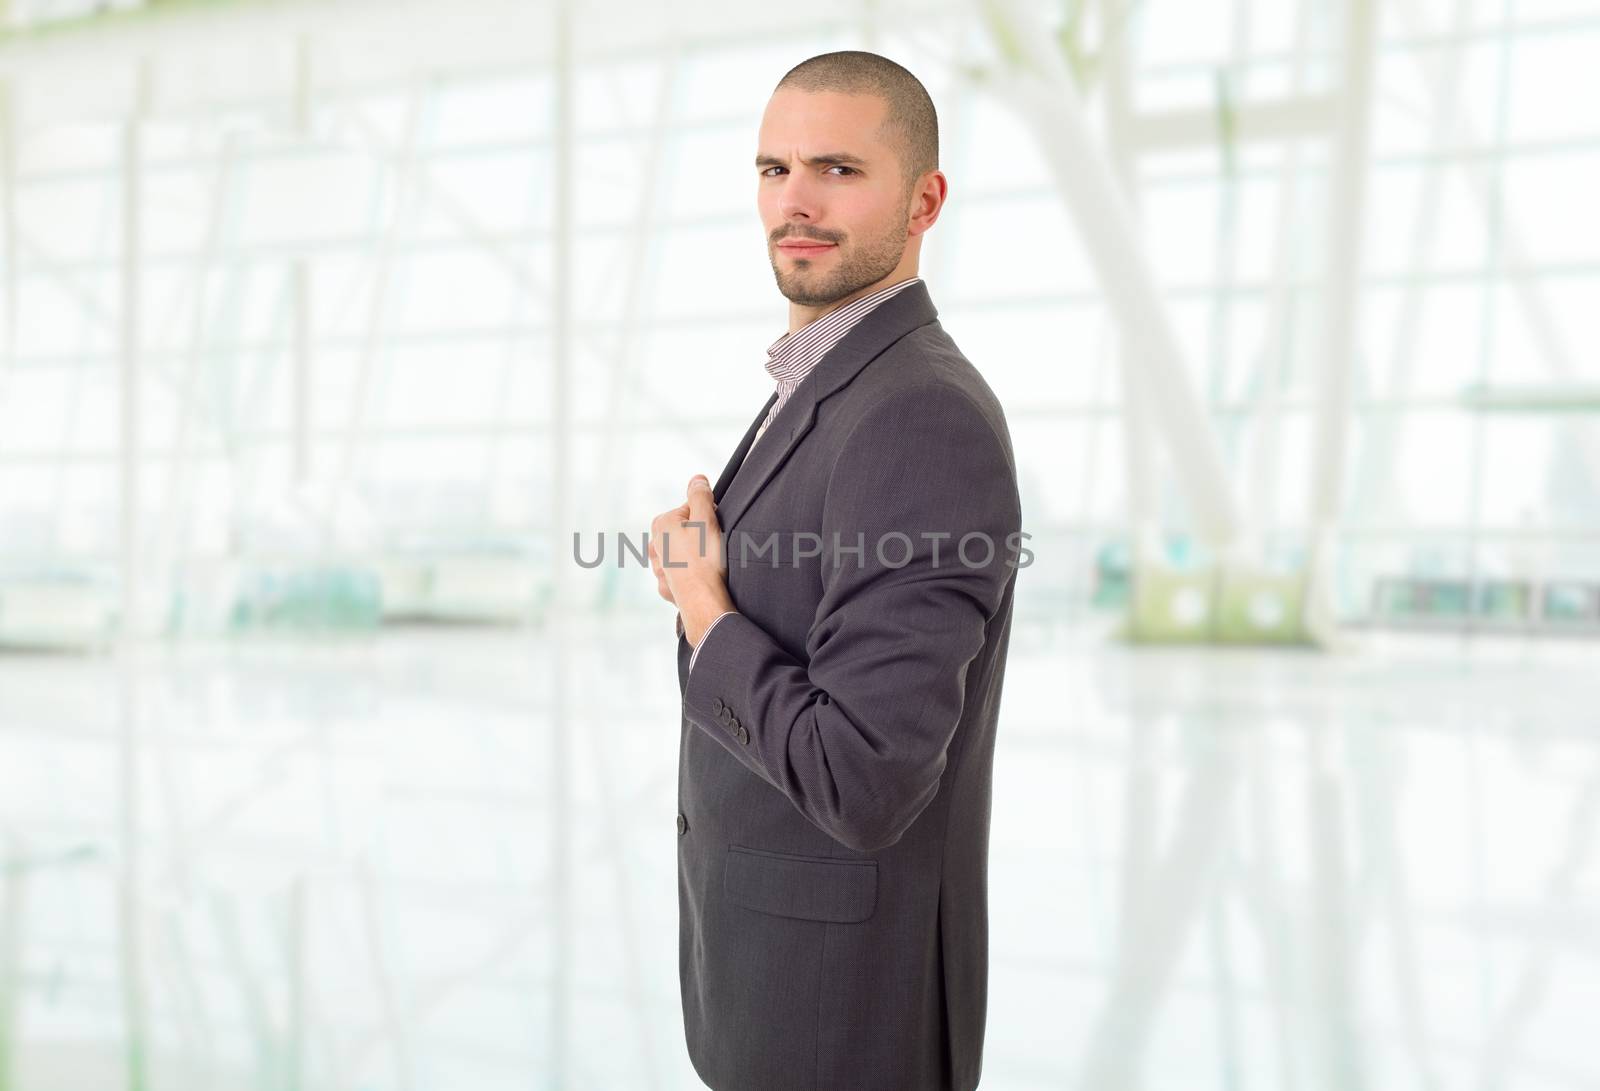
[649,474,735,645]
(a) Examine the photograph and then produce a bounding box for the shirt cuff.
[688,610,736,674]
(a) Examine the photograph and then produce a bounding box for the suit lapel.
[713,279,939,538]
[713,390,778,505]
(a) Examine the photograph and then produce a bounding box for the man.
[648,50,1023,1091]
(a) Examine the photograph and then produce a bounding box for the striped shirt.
[740,275,924,468]
[686,274,924,671]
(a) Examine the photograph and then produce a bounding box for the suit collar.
[711,277,939,537]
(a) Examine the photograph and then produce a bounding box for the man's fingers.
[650,504,690,556]
[650,482,716,585]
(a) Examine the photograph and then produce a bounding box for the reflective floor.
[0,616,1595,1090]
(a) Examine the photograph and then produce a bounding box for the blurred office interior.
[0,0,1598,1087]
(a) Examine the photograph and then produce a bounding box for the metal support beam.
[316,83,429,546]
[547,3,574,1087]
[1128,94,1338,152]
[116,60,153,1091]
[1369,0,1600,507]
[118,61,150,639]
[0,75,14,388]
[291,33,313,487]
[979,0,1246,549]
[1303,0,1378,643]
[1098,0,1163,570]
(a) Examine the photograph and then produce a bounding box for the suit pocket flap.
[724,845,878,924]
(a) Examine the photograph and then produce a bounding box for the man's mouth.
[777,240,837,256]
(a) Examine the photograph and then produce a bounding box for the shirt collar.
[764,276,923,383]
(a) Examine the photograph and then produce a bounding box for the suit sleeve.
[682,383,1022,852]
[688,610,736,673]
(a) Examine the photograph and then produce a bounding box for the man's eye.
[828,166,857,176]
[760,166,785,177]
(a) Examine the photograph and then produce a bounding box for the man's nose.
[777,174,820,221]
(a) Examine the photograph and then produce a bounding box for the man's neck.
[787,268,919,334]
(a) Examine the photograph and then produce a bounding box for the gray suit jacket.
[675,279,1022,1091]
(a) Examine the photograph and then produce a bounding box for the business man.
[648,50,1023,1091]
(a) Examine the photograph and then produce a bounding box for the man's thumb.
[686,473,715,513]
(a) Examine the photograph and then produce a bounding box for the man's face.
[756,88,912,307]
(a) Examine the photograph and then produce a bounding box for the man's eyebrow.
[755,152,869,169]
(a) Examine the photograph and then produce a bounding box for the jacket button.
[711,697,724,716]
[727,716,740,733]
[676,813,688,836]
[736,725,749,745]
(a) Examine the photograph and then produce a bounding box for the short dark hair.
[775,50,938,197]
